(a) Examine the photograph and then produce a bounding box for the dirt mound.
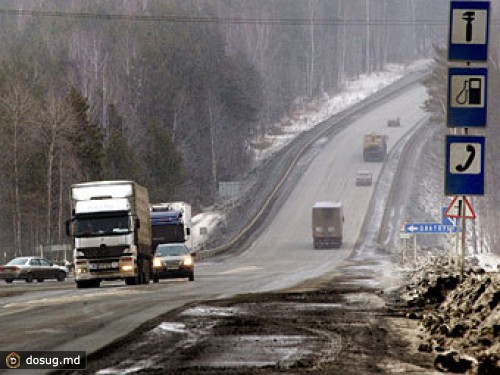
[399,258,499,373]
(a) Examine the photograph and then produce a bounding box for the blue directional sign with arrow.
[405,223,458,234]
[449,1,490,62]
[445,135,485,195]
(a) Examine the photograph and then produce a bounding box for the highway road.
[0,82,429,371]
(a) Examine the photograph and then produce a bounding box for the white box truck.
[66,180,152,288]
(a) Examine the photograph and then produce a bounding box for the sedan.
[356,170,373,187]
[152,243,195,282]
[0,257,68,283]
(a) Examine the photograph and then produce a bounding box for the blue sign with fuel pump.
[447,67,487,127]
[448,1,490,62]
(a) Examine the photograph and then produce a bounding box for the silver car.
[356,170,373,187]
[152,244,195,282]
[0,257,68,283]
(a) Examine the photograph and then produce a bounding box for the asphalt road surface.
[0,82,429,374]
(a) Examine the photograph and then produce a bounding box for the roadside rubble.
[398,256,499,374]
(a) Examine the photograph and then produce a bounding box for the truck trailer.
[312,202,343,249]
[363,133,387,162]
[150,202,192,249]
[66,180,152,288]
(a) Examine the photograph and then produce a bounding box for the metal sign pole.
[461,195,467,279]
[448,228,452,265]
[455,219,460,268]
[413,235,417,264]
[403,237,407,264]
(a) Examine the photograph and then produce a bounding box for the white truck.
[150,202,192,249]
[66,181,152,288]
[312,202,344,249]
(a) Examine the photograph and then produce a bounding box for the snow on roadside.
[191,210,225,251]
[251,60,430,166]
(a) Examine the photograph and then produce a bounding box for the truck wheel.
[57,272,66,282]
[25,273,34,283]
[153,274,159,283]
[76,280,88,288]
[125,277,138,286]
[37,278,44,282]
[5,279,13,284]
[76,280,100,288]
[188,272,194,282]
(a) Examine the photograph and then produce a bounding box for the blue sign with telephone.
[447,67,487,127]
[445,135,485,195]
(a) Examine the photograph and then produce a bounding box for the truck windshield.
[152,224,185,245]
[75,215,130,237]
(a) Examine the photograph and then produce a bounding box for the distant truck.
[363,133,388,162]
[150,202,192,250]
[66,180,153,288]
[312,202,343,249]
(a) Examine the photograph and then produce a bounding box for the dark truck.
[150,202,192,250]
[312,202,344,249]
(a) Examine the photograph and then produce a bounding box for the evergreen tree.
[143,120,184,202]
[103,104,142,181]
[67,87,105,181]
[422,46,447,124]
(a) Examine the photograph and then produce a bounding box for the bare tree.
[0,80,35,256]
[38,95,77,244]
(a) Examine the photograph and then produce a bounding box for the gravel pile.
[399,258,499,374]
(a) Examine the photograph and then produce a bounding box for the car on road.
[0,256,68,283]
[387,117,401,127]
[355,170,373,186]
[152,243,195,282]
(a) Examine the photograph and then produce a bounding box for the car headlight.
[121,264,134,272]
[182,255,193,267]
[153,257,163,268]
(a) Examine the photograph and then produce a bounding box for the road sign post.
[446,1,488,279]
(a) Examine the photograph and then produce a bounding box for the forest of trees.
[0,0,447,259]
